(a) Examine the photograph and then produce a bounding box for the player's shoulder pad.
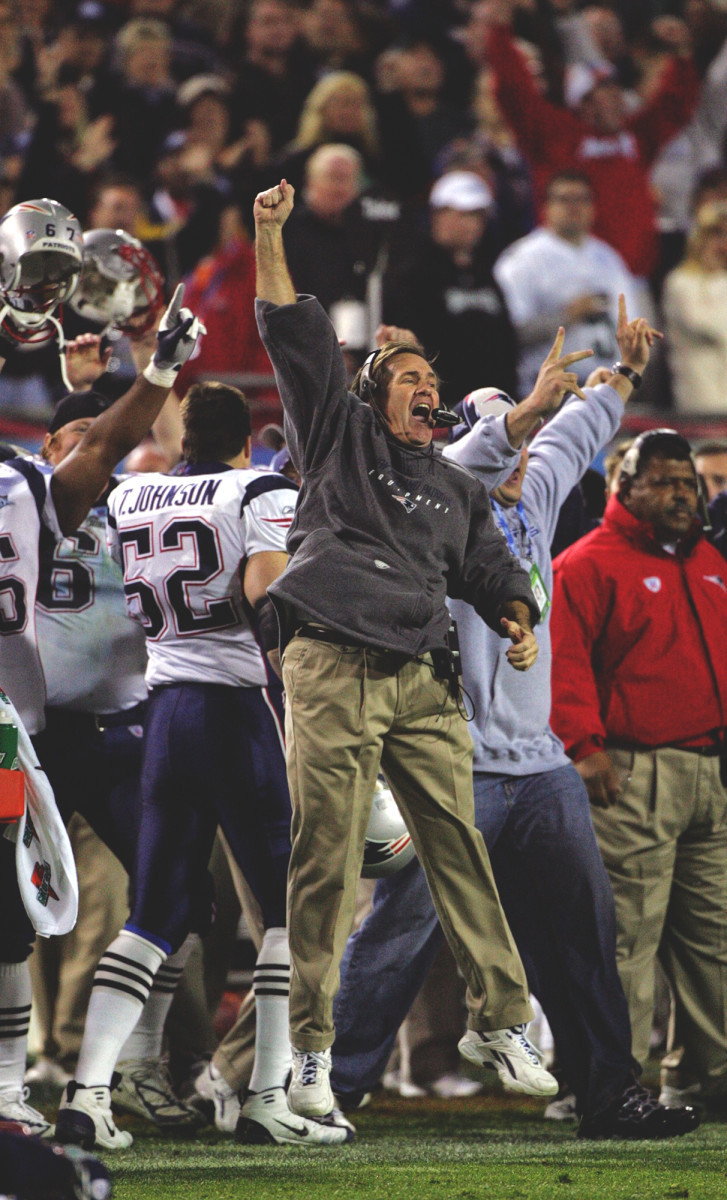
[239,469,299,513]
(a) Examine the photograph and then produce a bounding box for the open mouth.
[412,402,432,423]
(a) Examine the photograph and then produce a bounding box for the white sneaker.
[55,1081,133,1151]
[544,1092,578,1121]
[659,1083,703,1109]
[288,1047,334,1117]
[458,1025,559,1096]
[430,1072,484,1099]
[113,1057,205,1131]
[190,1060,242,1133]
[236,1087,354,1145]
[0,1084,54,1137]
[24,1057,72,1088]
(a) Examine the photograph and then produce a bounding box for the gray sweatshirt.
[444,384,624,775]
[256,295,539,654]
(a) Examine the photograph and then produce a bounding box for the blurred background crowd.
[4,0,727,446]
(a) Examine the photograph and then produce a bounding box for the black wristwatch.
[611,362,642,389]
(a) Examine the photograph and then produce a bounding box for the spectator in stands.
[101,18,180,182]
[551,429,727,1108]
[174,204,270,396]
[383,170,518,404]
[275,71,382,193]
[283,144,405,350]
[229,0,315,155]
[435,66,535,252]
[480,0,699,278]
[377,40,473,177]
[662,202,727,414]
[494,171,643,395]
[695,439,727,502]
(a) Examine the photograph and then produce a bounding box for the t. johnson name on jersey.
[114,478,222,517]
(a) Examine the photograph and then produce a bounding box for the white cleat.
[0,1085,54,1137]
[189,1060,241,1133]
[113,1057,205,1131]
[55,1081,133,1151]
[235,1088,354,1145]
[458,1025,559,1097]
[544,1092,578,1121]
[288,1047,334,1118]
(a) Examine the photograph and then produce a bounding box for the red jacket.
[487,26,699,277]
[550,496,727,760]
[175,238,271,395]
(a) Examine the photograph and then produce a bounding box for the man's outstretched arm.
[50,285,205,534]
[254,180,297,306]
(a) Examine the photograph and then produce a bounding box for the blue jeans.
[332,764,637,1117]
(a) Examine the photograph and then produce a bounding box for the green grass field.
[35,1087,727,1200]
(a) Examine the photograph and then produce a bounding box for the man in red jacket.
[550,429,727,1111]
[479,1,699,278]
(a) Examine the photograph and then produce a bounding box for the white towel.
[1,691,78,937]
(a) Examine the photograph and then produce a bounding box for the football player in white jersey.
[55,381,353,1151]
[0,197,206,1135]
[32,389,205,1133]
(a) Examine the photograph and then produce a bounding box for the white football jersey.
[0,459,61,735]
[36,478,148,715]
[107,466,298,688]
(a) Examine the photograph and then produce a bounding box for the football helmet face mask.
[361,779,415,878]
[71,228,164,335]
[0,199,83,346]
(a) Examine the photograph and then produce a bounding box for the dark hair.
[181,381,251,462]
[351,341,436,403]
[545,170,593,199]
[47,390,111,434]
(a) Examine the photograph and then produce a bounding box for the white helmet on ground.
[0,198,83,347]
[362,778,416,878]
[71,228,164,334]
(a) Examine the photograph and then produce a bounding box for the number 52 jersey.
[107,464,298,688]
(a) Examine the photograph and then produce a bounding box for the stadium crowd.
[3,0,727,1195]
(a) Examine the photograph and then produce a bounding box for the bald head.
[304,143,363,220]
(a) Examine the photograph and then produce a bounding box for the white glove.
[143,283,207,389]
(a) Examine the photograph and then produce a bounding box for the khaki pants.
[282,636,532,1052]
[592,746,727,1091]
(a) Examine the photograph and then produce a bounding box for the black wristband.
[611,363,642,389]
[253,595,279,654]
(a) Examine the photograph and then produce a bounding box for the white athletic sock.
[75,930,167,1088]
[0,961,31,1091]
[248,928,291,1093]
[118,933,199,1062]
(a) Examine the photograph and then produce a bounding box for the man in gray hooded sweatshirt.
[252,179,592,1121]
[330,300,700,1141]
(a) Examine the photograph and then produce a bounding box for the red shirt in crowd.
[487,26,700,277]
[550,496,727,761]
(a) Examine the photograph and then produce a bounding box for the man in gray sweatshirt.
[253,180,591,1121]
[330,301,700,1141]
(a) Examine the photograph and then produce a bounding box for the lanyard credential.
[491,497,550,616]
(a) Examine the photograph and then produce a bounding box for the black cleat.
[578,1082,701,1140]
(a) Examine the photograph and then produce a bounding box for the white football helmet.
[0,198,83,348]
[71,228,164,334]
[362,779,416,878]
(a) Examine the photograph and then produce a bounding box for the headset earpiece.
[358,350,378,402]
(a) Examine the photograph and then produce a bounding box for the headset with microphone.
[357,349,459,428]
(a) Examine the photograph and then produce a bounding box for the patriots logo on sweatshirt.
[393,495,417,514]
[643,577,662,593]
